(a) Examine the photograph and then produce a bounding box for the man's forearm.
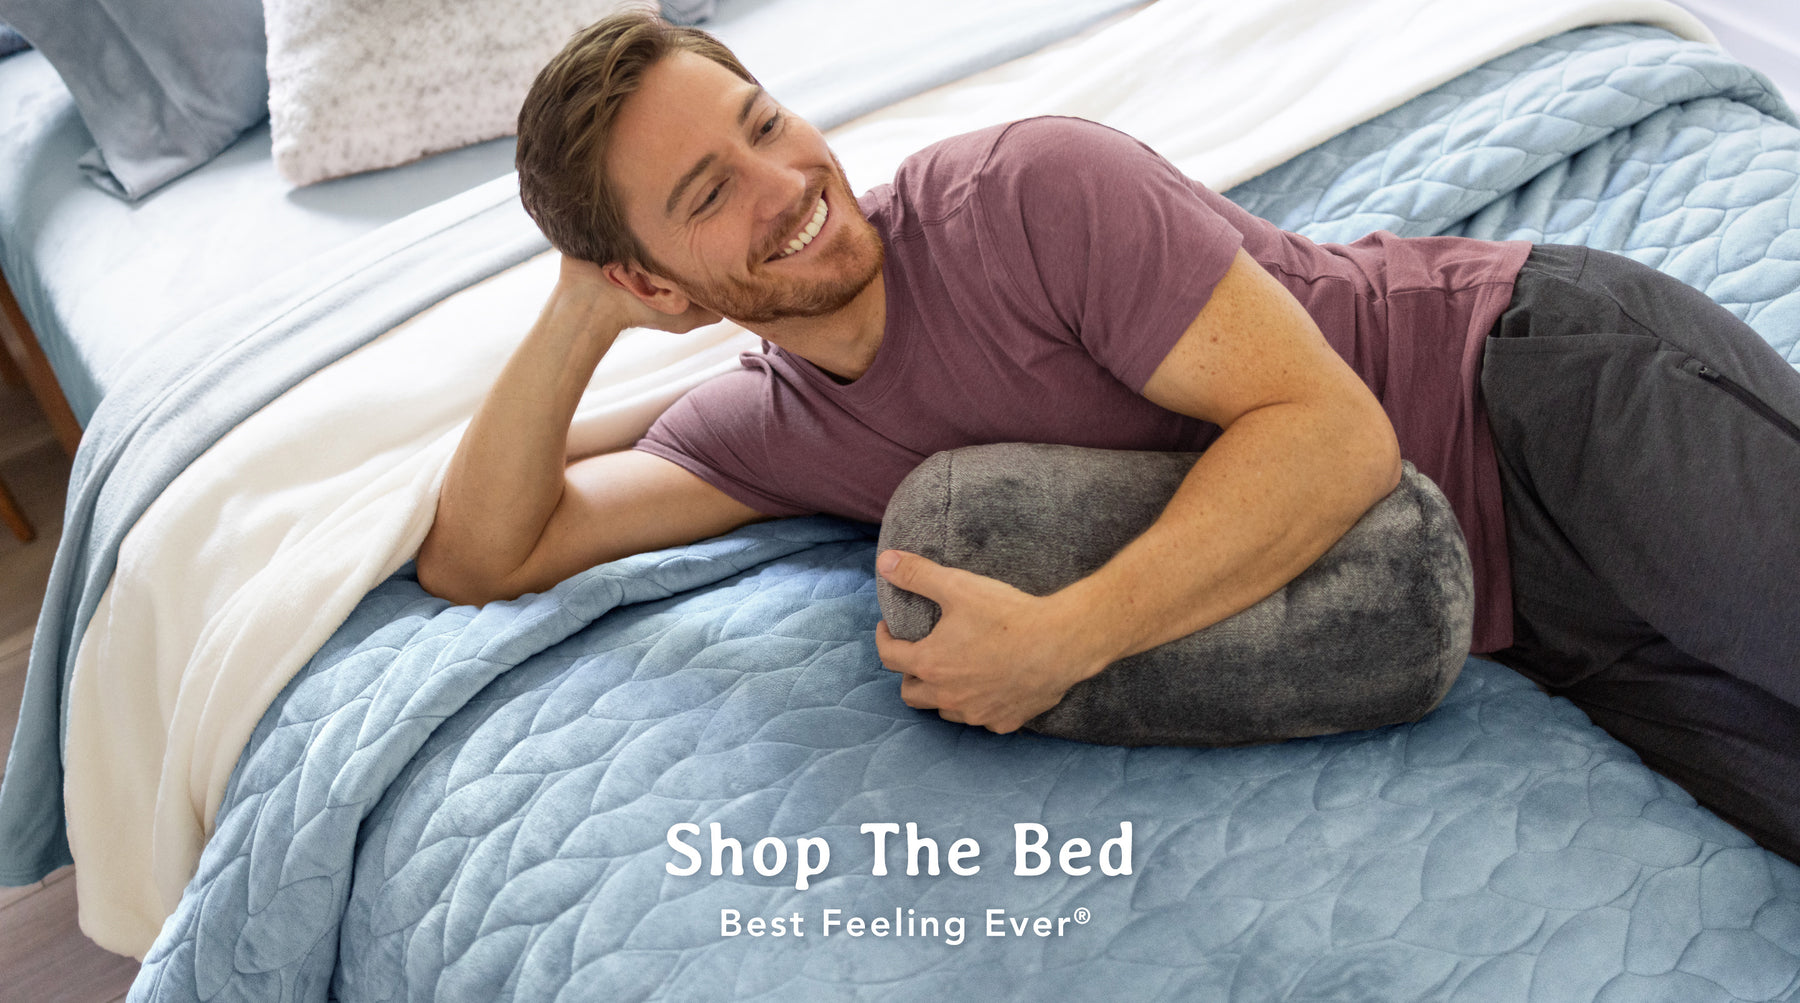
[419,284,629,598]
[1050,396,1402,675]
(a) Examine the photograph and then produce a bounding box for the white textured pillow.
[265,0,647,186]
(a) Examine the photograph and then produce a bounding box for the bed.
[3,0,1800,999]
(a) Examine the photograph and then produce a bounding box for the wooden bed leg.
[0,335,23,386]
[0,476,33,543]
[0,272,82,457]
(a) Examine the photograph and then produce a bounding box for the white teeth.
[775,198,828,259]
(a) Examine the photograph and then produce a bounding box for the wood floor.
[0,376,139,1001]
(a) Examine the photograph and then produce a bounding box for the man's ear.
[601,261,695,316]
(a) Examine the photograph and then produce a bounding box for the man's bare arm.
[418,257,764,606]
[874,248,1402,730]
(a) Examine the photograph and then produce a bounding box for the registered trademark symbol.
[1073,907,1091,924]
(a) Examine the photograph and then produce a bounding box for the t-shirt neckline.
[766,198,908,409]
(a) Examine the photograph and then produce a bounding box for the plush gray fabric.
[0,0,267,199]
[877,444,1474,746]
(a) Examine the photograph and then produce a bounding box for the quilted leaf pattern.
[132,519,869,1000]
[132,25,1800,1002]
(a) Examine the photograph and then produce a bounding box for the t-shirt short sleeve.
[634,363,816,518]
[973,117,1244,392]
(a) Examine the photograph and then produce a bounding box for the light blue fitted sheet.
[0,0,1142,423]
[0,54,520,424]
[100,24,1800,1002]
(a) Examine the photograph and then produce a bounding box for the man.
[417,12,1800,860]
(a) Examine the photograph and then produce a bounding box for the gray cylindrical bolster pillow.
[876,444,1474,747]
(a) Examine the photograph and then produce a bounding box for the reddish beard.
[656,153,885,325]
[671,206,884,325]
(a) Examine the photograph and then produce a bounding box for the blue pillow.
[0,21,28,58]
[0,0,267,199]
[661,0,716,25]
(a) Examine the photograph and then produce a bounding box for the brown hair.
[516,10,757,266]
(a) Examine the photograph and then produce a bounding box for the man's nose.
[746,154,809,224]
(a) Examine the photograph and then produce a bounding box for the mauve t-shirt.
[637,117,1531,653]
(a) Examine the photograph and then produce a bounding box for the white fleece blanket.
[63,0,1712,958]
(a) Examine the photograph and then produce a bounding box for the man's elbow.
[1353,403,1404,504]
[416,535,519,607]
[1373,428,1404,497]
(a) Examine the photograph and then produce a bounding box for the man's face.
[606,51,884,325]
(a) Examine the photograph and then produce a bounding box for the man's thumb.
[877,549,953,601]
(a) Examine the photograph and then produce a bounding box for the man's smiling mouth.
[768,195,829,262]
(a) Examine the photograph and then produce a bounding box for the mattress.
[0,53,518,425]
[117,18,1800,1003]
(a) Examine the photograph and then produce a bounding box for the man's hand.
[873,549,1113,733]
[561,255,722,335]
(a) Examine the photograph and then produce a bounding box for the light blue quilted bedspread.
[131,26,1800,1002]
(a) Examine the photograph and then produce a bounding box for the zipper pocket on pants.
[1694,364,1800,444]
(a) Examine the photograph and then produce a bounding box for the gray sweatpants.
[1480,243,1800,861]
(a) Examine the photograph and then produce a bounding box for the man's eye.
[696,183,723,214]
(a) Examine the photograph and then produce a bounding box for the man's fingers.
[876,549,969,604]
[898,672,940,710]
[878,622,945,688]
[895,661,1025,731]
[874,620,914,670]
